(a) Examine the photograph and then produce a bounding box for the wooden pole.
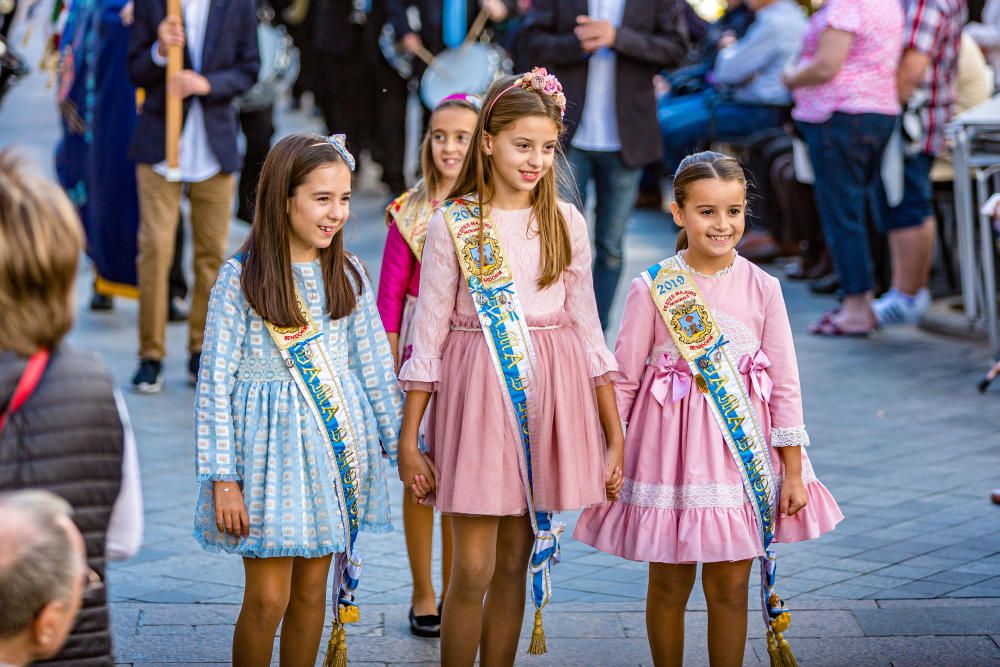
[165,0,182,181]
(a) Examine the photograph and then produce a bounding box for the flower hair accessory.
[322,134,356,172]
[485,67,567,120]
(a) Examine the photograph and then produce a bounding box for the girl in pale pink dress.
[575,152,843,667]
[376,93,479,639]
[396,72,624,665]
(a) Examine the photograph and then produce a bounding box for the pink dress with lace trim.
[398,202,617,515]
[573,255,843,563]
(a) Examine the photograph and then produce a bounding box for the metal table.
[949,95,1000,355]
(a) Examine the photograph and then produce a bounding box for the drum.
[419,41,507,110]
[237,23,300,112]
[0,34,28,110]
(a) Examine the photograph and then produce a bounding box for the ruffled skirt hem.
[573,479,842,564]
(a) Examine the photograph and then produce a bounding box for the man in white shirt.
[523,0,688,328]
[127,0,259,392]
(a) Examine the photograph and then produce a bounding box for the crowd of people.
[1,0,999,665]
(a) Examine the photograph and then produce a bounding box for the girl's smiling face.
[670,177,746,269]
[430,106,478,182]
[484,115,559,206]
[287,162,352,262]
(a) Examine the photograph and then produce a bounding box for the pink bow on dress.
[651,353,692,405]
[738,349,773,402]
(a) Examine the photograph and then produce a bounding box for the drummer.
[386,0,518,118]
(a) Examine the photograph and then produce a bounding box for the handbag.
[0,350,50,434]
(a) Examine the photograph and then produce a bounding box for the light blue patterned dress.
[193,256,403,558]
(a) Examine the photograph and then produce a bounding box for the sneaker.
[873,288,930,326]
[188,353,200,386]
[168,296,189,322]
[132,359,163,394]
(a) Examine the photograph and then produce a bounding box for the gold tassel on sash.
[527,609,547,655]
[323,603,359,667]
[765,608,797,667]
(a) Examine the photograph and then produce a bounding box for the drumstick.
[412,43,436,66]
[462,6,490,48]
[165,0,182,181]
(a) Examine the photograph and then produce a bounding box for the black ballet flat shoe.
[409,606,441,638]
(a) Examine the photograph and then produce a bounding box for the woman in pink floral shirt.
[782,0,904,336]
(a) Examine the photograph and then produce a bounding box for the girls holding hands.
[397,70,624,665]
[575,152,843,667]
[377,94,480,637]
[193,133,402,666]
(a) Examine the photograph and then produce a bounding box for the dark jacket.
[385,0,518,57]
[0,346,124,666]
[521,0,688,168]
[127,0,260,172]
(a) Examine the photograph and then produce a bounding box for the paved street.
[3,52,1000,666]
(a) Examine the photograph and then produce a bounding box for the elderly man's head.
[0,490,89,666]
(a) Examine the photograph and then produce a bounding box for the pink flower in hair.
[542,77,561,95]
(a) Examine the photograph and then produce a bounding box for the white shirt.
[571,0,626,152]
[107,391,143,560]
[151,0,222,183]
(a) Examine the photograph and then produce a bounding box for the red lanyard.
[0,350,50,434]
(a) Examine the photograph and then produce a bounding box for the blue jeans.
[796,112,897,296]
[658,91,789,174]
[565,146,642,329]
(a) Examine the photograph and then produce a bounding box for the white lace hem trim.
[770,425,810,448]
[618,460,817,510]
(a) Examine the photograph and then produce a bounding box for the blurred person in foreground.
[0,491,90,667]
[0,151,143,666]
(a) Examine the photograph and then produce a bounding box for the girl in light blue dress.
[192,133,402,665]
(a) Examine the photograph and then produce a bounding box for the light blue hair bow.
[324,134,356,172]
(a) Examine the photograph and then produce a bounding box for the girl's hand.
[780,475,808,518]
[213,481,249,537]
[604,440,624,501]
[398,443,436,503]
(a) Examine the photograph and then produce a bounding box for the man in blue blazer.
[127,0,258,393]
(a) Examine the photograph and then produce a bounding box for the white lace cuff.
[770,425,810,448]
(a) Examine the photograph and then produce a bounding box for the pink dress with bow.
[574,255,843,564]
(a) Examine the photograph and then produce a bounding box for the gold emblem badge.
[670,301,713,346]
[462,235,503,275]
[695,375,709,394]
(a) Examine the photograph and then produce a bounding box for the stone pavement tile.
[840,574,912,591]
[786,636,1000,667]
[876,597,1000,608]
[746,610,864,639]
[922,570,995,587]
[559,576,648,600]
[955,561,1000,576]
[873,563,947,580]
[897,554,971,571]
[120,602,239,626]
[113,625,256,663]
[805,583,883,600]
[133,582,244,604]
[784,599,879,610]
[821,558,889,575]
[785,566,858,586]
[514,611,627,639]
[843,547,914,565]
[853,605,1000,636]
[948,581,1000,598]
[875,580,964,598]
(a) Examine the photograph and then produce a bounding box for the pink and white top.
[399,201,617,389]
[791,0,904,124]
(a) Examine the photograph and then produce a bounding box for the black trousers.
[237,104,275,223]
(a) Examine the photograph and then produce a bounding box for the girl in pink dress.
[397,71,625,665]
[376,93,479,639]
[575,152,843,667]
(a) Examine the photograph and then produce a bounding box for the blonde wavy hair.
[0,150,84,355]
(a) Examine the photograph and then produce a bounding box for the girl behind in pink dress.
[397,72,625,665]
[376,93,479,639]
[574,152,843,667]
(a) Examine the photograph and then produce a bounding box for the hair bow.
[324,134,356,172]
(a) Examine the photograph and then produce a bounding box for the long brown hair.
[0,150,84,355]
[446,76,572,288]
[672,151,747,252]
[240,133,362,327]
